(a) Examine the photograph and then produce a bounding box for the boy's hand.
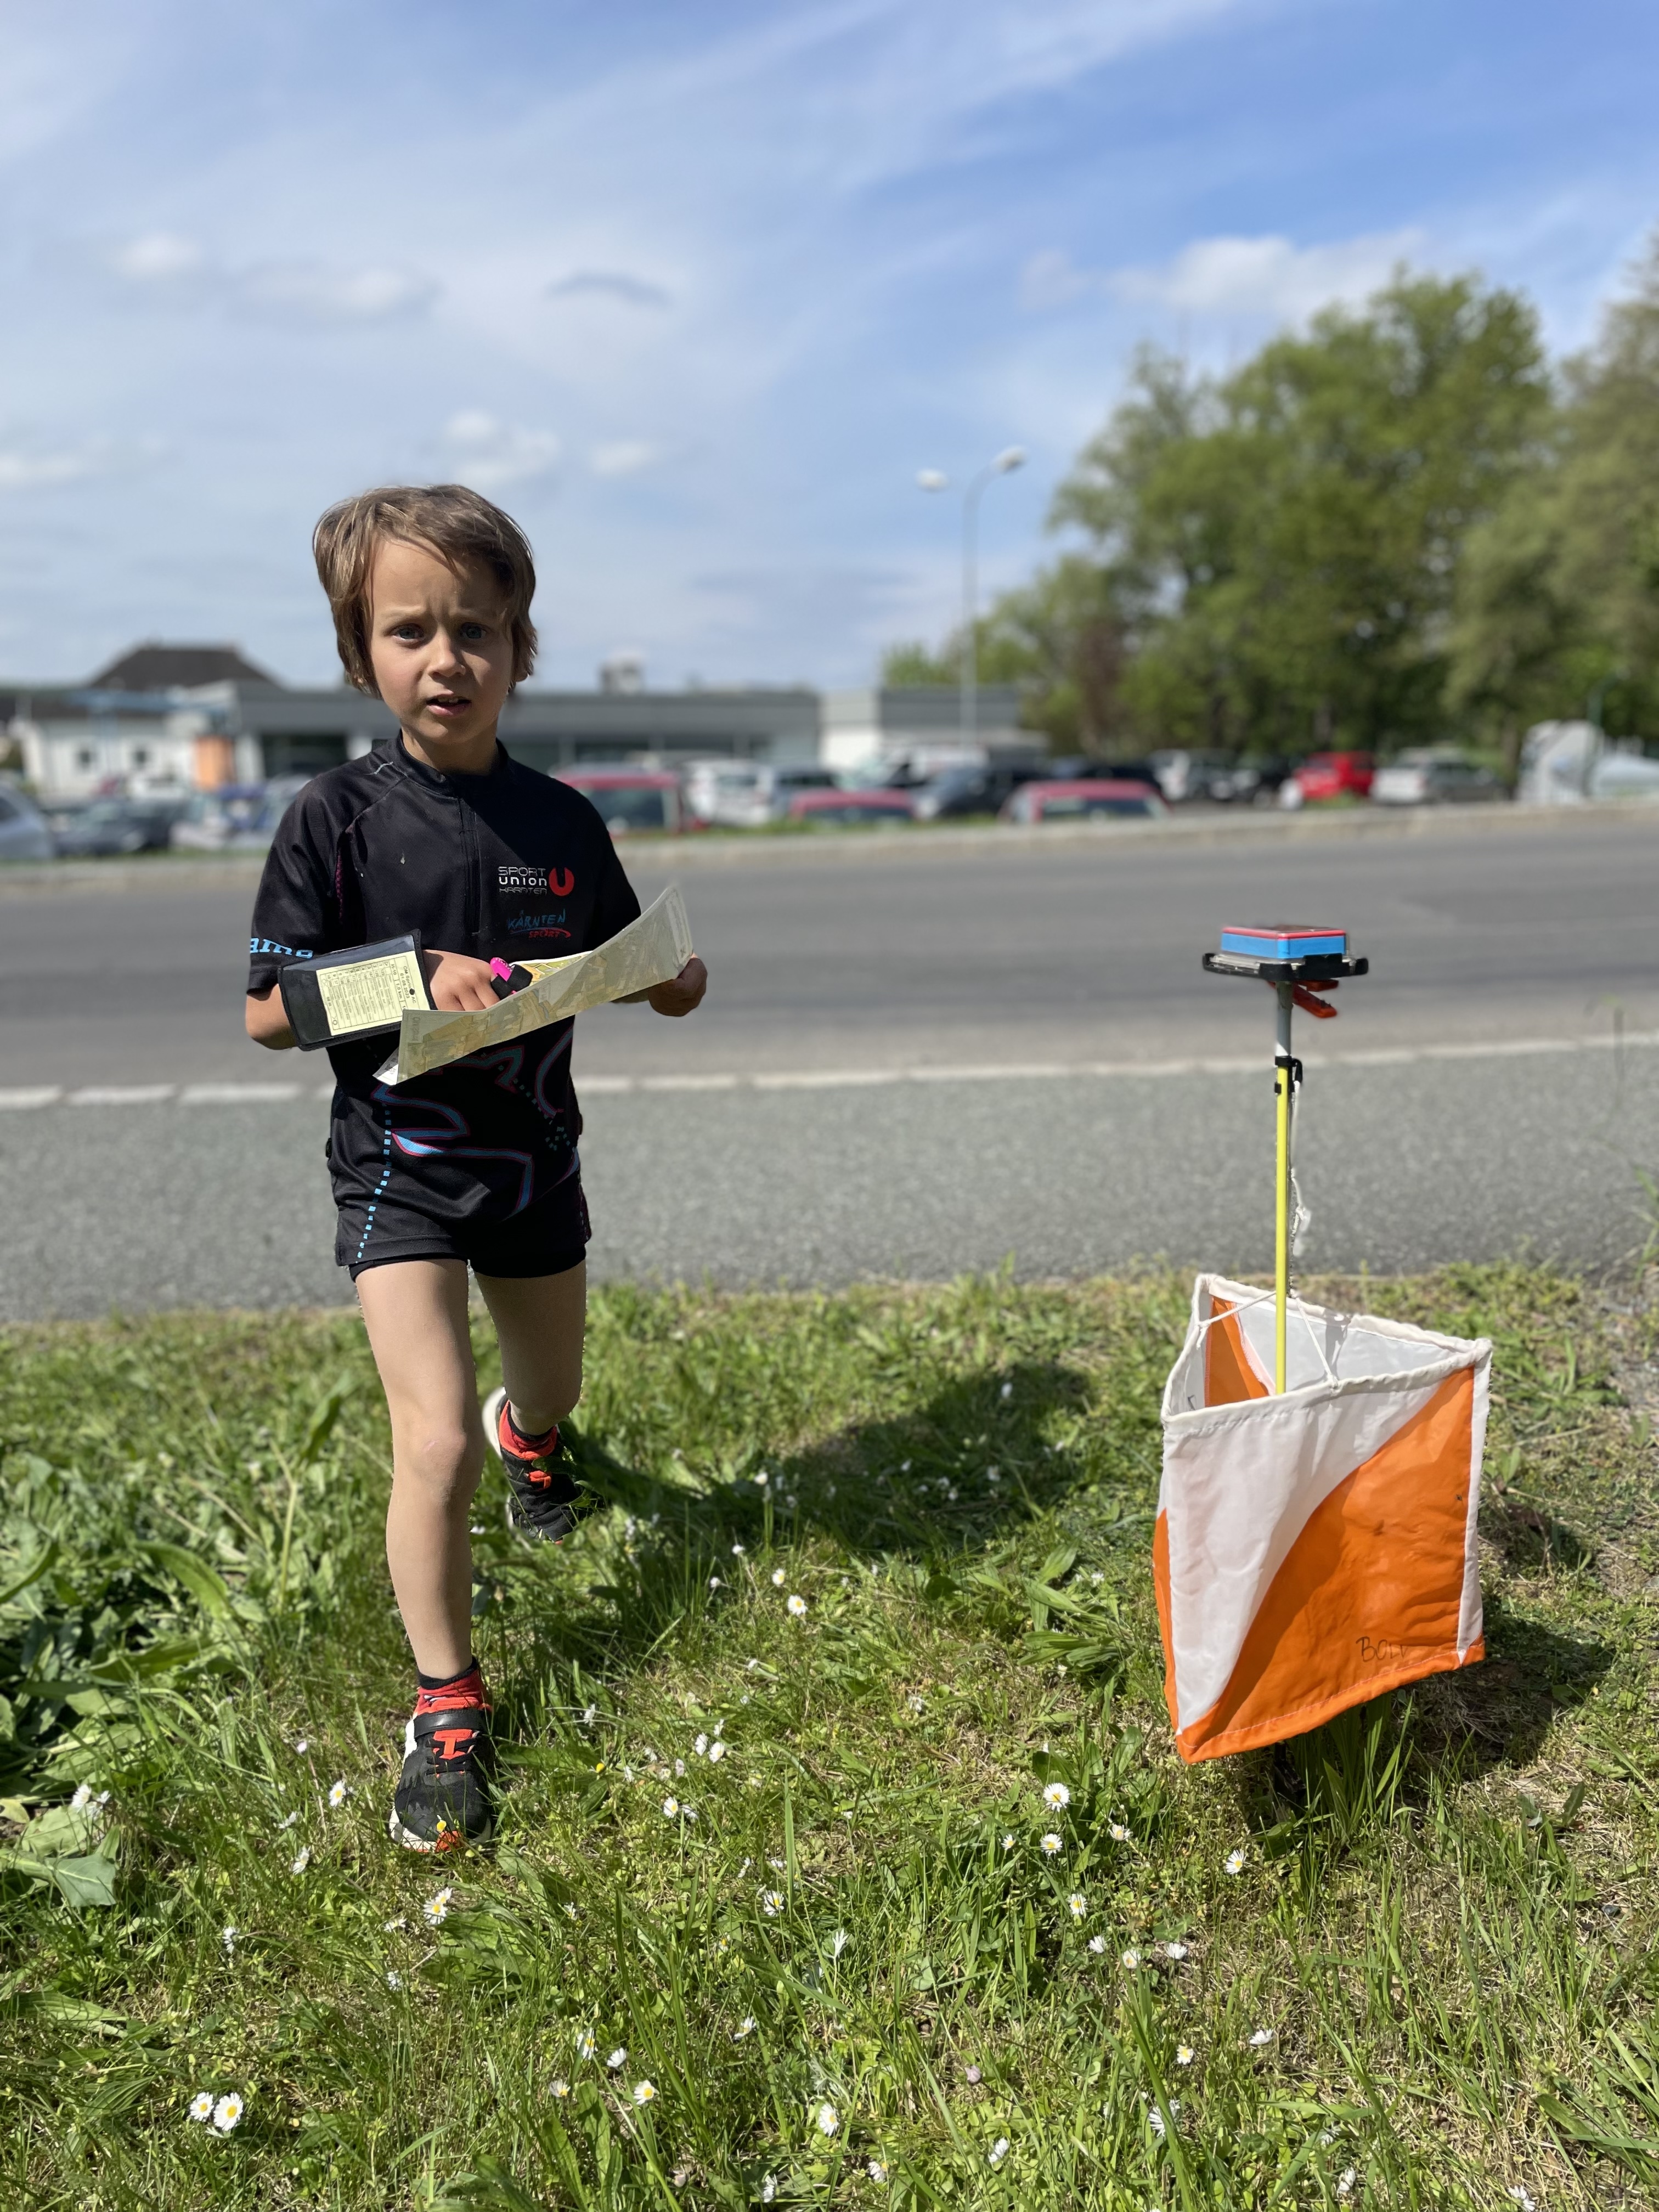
[423,950,503,1012]
[646,956,708,1018]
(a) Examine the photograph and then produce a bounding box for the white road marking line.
[179,1082,303,1103]
[4,1031,1654,1112]
[66,1085,176,1105]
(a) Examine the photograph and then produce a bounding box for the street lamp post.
[918,447,1025,747]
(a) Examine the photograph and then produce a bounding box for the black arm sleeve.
[246,792,342,993]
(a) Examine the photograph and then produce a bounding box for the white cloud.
[109,230,206,284]
[235,263,436,324]
[1113,229,1426,319]
[548,270,671,309]
[441,411,561,490]
[590,440,663,478]
[0,434,157,493]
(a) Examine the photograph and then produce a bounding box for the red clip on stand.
[1201,926,1369,1392]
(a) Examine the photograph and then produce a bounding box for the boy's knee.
[398,1421,483,1506]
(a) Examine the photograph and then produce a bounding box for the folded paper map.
[379,883,695,1085]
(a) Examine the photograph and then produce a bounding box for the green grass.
[1,1265,1656,2209]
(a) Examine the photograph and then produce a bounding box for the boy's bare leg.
[475,1260,588,1436]
[356,1257,483,1680]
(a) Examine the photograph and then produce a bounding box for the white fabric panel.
[1159,1276,1490,1734]
[1457,1354,1491,1660]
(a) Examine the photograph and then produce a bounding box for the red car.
[998,778,1169,825]
[554,769,684,833]
[786,789,915,827]
[1286,751,1373,804]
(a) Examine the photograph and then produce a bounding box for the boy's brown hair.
[313,483,539,695]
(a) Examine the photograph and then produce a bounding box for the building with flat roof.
[3,645,823,798]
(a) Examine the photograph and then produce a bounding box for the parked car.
[910,760,1051,820]
[999,778,1170,825]
[170,777,312,852]
[684,761,840,827]
[52,793,188,856]
[0,781,54,862]
[555,769,685,834]
[786,789,915,828]
[1370,749,1504,805]
[1148,749,1233,803]
[1209,755,1294,804]
[1280,751,1374,805]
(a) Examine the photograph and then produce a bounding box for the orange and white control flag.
[1155,1273,1489,1764]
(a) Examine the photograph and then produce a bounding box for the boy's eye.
[460,623,486,640]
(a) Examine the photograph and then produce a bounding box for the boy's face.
[367,536,516,771]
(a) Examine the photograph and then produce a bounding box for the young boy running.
[245,484,707,1852]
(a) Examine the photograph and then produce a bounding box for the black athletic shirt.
[247,735,640,1232]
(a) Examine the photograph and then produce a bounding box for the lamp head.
[916,469,948,492]
[992,446,1026,473]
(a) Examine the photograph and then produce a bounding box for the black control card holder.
[279,933,435,1049]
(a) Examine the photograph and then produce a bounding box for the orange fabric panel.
[1152,1510,1177,1731]
[1205,1301,1269,1407]
[1175,1369,1482,1762]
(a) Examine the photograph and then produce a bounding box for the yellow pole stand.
[1274,981,1294,1393]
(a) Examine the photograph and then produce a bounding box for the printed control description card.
[314,948,428,1039]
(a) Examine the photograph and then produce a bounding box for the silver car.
[0,781,54,862]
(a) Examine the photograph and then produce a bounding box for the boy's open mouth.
[426,693,471,716]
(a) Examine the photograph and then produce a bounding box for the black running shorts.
[340,1160,591,1282]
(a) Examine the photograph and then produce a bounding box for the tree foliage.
[885,252,1659,756]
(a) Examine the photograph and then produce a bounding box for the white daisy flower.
[71,1783,94,1810]
[1224,1847,1246,1875]
[754,1471,769,1488]
[1248,2027,1273,2047]
[633,2079,656,2105]
[275,1811,298,1831]
[1148,2101,1180,2138]
[761,2178,777,2203]
[1000,1380,1013,1400]
[1068,1893,1087,1918]
[694,1735,708,1756]
[607,2047,627,2070]
[582,1704,597,1725]
[211,2092,244,2133]
[709,1576,722,1590]
[1336,2174,1357,2202]
[328,1779,349,1808]
[684,1805,698,1822]
[1040,1833,1063,1855]
[662,1797,680,1818]
[423,1887,455,1927]
[1108,1822,1131,1842]
[188,2091,215,2123]
[674,1758,686,1778]
[576,2030,596,2059]
[290,1847,311,1875]
[770,1567,786,1586]
[867,2158,888,2182]
[787,1594,808,1616]
[563,1902,579,1919]
[1042,1781,1070,1809]
[550,2078,569,2099]
[731,1542,745,1555]
[1088,1934,1107,1954]
[1089,1570,1104,1584]
[294,1737,309,1754]
[221,1925,238,1955]
[815,2102,839,2136]
[761,1890,784,1916]
[988,2137,1009,2168]
[1504,2192,1534,2211]
[386,1971,402,1989]
[906,1693,925,1714]
[1176,2043,1194,2066]
[828,1928,849,1956]
[733,2016,756,2040]
[708,1740,727,1763]
[1164,1942,1188,1960]
[382,1916,407,1933]
[1121,1948,1142,1970]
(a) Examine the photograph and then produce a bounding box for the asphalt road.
[2,808,1656,1316]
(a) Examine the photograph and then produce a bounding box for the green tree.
[1450,234,1659,753]
[1053,274,1551,753]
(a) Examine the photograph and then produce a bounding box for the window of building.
[77,747,96,769]
[132,747,150,769]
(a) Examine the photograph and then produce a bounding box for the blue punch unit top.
[1219,924,1348,961]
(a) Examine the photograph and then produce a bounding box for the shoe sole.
[387,1801,492,1853]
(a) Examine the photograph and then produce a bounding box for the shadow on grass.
[481,1352,1127,1711]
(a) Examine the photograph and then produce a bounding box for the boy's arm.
[246,948,506,1049]
[246,985,296,1049]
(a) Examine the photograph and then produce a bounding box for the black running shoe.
[483,1386,594,1544]
[389,1679,494,1853]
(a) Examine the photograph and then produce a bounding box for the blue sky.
[3,0,1657,690]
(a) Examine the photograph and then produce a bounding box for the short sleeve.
[588,825,643,949]
[247,792,340,992]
